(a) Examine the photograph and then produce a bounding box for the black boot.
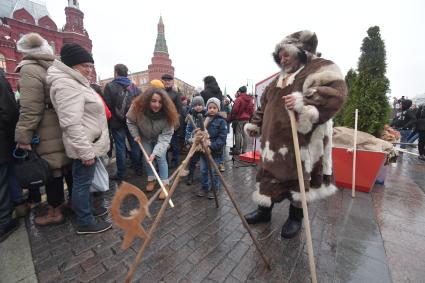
[244,204,273,224]
[281,204,303,239]
[186,174,193,185]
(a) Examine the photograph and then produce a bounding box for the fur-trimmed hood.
[15,53,56,72]
[272,30,318,66]
[17,33,53,56]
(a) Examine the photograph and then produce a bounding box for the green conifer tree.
[338,26,391,136]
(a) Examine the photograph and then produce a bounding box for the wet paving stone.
[24,151,425,282]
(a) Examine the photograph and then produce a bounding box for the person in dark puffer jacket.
[197,97,227,199]
[0,69,20,242]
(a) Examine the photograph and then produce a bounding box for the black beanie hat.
[60,43,94,67]
[238,86,247,93]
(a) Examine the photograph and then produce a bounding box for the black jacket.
[166,89,183,115]
[103,81,140,129]
[416,105,425,131]
[200,86,223,106]
[0,76,19,164]
[391,99,417,130]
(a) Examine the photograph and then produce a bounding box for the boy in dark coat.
[198,98,227,199]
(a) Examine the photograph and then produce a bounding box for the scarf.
[145,109,165,120]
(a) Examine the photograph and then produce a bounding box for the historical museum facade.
[0,0,94,90]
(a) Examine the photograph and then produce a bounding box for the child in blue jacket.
[198,97,227,199]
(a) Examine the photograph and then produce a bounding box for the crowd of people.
[0,32,257,241]
[1,29,350,244]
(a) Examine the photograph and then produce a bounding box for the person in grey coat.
[127,88,179,199]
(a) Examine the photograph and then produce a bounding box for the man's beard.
[282,64,298,74]
[165,87,172,91]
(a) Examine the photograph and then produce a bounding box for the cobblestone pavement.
[23,150,425,283]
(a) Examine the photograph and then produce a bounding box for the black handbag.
[13,148,51,188]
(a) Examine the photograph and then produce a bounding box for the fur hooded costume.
[245,30,347,206]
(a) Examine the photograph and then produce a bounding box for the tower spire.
[154,15,168,53]
[148,15,174,81]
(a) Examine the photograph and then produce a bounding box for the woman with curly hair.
[127,88,179,199]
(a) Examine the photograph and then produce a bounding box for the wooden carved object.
[111,182,149,250]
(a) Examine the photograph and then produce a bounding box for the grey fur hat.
[206,97,221,111]
[191,96,205,107]
[273,30,318,65]
[17,33,53,55]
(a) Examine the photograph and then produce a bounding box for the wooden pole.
[287,110,317,283]
[187,114,270,269]
[202,144,271,270]
[124,171,183,283]
[352,109,358,198]
[394,148,420,156]
[136,140,174,208]
[392,142,416,146]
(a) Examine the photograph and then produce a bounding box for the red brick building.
[0,0,94,90]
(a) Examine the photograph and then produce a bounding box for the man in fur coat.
[244,30,347,238]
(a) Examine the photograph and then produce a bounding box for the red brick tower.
[148,16,174,81]
[64,0,85,35]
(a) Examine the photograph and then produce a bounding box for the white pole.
[352,109,358,198]
[288,110,317,283]
[136,141,174,208]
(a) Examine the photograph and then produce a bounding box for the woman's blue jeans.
[72,159,96,226]
[141,140,169,184]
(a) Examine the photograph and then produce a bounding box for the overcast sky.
[43,0,425,99]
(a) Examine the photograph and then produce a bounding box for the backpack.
[114,85,134,121]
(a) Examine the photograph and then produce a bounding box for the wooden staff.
[352,109,358,198]
[202,143,271,270]
[188,114,270,269]
[124,168,184,283]
[394,147,420,156]
[287,110,317,283]
[136,140,174,208]
[392,142,416,146]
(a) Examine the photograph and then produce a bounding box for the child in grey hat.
[184,96,205,185]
